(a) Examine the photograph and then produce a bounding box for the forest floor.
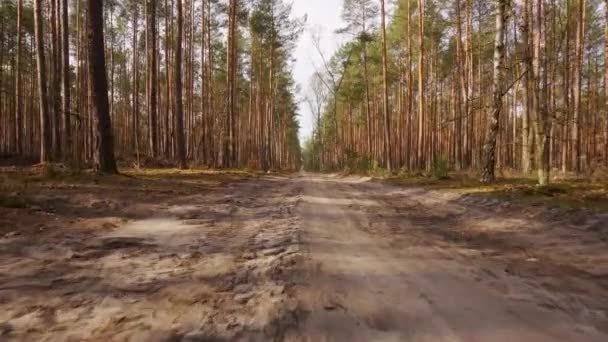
[1,169,608,341]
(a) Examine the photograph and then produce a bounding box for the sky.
[291,0,346,144]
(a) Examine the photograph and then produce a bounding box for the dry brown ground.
[288,174,608,341]
[0,169,303,341]
[1,170,608,341]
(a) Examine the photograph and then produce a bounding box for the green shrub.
[370,160,390,178]
[344,149,372,174]
[432,157,449,180]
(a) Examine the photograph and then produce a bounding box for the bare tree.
[311,31,353,167]
[306,72,329,169]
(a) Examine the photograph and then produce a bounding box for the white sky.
[291,0,346,144]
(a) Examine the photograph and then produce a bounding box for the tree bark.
[132,3,141,166]
[481,0,509,183]
[532,0,550,185]
[226,0,238,167]
[61,0,71,162]
[146,0,159,157]
[521,0,534,174]
[572,0,586,173]
[51,0,62,159]
[87,0,118,173]
[417,0,425,170]
[605,0,608,166]
[380,0,392,172]
[15,0,23,155]
[174,0,187,169]
[34,0,52,163]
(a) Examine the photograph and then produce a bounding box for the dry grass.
[387,173,608,210]
[0,166,259,198]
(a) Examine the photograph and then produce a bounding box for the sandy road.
[0,174,304,341]
[287,174,608,342]
[2,172,608,341]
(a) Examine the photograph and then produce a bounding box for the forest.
[0,0,303,173]
[1,0,607,184]
[304,0,608,186]
[1,0,608,341]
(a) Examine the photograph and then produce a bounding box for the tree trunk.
[417,0,425,170]
[61,0,71,162]
[572,0,586,173]
[15,0,23,155]
[132,3,141,166]
[532,0,550,185]
[380,0,392,172]
[521,0,534,173]
[87,0,117,173]
[481,0,509,183]
[51,0,62,160]
[226,0,238,167]
[146,0,159,157]
[605,0,608,166]
[34,0,52,163]
[174,0,187,169]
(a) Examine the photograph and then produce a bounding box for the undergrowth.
[388,172,608,210]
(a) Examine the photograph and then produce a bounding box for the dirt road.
[1,172,608,341]
[0,173,303,341]
[289,174,608,341]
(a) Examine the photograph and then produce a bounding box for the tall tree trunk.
[87,0,117,173]
[417,0,425,170]
[533,0,550,185]
[146,0,159,157]
[521,0,534,173]
[605,0,608,166]
[380,0,392,172]
[226,0,238,167]
[406,0,413,169]
[1,21,7,154]
[132,3,141,166]
[360,6,373,160]
[572,0,586,173]
[174,0,187,169]
[481,0,509,183]
[455,0,464,170]
[34,0,52,163]
[165,0,172,158]
[61,0,71,162]
[206,0,215,166]
[51,0,62,159]
[15,0,23,155]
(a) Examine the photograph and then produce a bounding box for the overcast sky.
[291,0,345,144]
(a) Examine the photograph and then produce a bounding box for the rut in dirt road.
[287,174,608,342]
